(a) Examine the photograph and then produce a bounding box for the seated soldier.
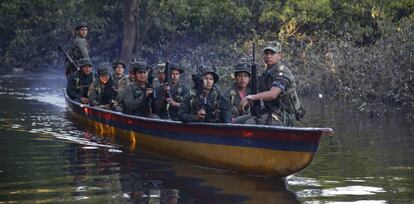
[154,62,189,120]
[112,60,126,89]
[178,66,231,123]
[154,63,166,89]
[67,58,94,104]
[225,62,251,121]
[118,61,158,118]
[88,64,117,110]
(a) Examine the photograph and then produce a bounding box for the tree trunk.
[120,0,139,69]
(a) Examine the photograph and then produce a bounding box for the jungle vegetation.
[0,0,413,113]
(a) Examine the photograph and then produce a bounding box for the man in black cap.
[178,66,231,123]
[67,58,94,104]
[118,61,158,118]
[65,22,90,78]
[88,64,117,109]
[154,62,189,120]
[225,62,252,121]
[238,41,305,126]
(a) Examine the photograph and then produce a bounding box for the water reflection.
[0,74,413,203]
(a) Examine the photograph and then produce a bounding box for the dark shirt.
[178,86,231,123]
[154,82,189,120]
[67,71,94,102]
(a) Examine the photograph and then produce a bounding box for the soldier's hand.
[80,97,89,104]
[111,99,118,107]
[166,98,180,108]
[164,84,170,94]
[146,88,153,97]
[196,109,206,121]
[239,98,250,113]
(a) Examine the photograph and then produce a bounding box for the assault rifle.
[58,44,78,78]
[250,43,261,122]
[145,65,155,117]
[197,65,207,121]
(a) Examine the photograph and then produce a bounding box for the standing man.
[67,58,94,104]
[226,62,251,121]
[154,62,189,120]
[66,22,90,78]
[178,66,231,123]
[88,64,117,109]
[238,41,305,126]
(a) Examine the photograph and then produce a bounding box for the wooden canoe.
[64,89,333,177]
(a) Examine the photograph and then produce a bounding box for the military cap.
[263,41,282,53]
[201,66,219,83]
[77,58,93,67]
[97,67,110,76]
[131,61,148,72]
[75,22,88,30]
[169,62,184,74]
[112,60,126,69]
[157,63,166,73]
[234,63,251,75]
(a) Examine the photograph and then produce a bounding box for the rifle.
[145,66,155,116]
[164,43,172,95]
[197,66,207,121]
[250,43,261,122]
[58,44,79,77]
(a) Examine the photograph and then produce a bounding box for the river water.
[0,73,413,203]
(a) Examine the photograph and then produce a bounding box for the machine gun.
[250,43,261,122]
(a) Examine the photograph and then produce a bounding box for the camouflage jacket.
[258,62,303,125]
[119,83,146,116]
[154,82,189,120]
[88,78,117,108]
[67,71,95,102]
[178,86,231,123]
[225,85,251,119]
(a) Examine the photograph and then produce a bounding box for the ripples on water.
[0,74,413,203]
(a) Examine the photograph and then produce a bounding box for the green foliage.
[0,0,413,110]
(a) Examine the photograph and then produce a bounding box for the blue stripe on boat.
[90,114,319,153]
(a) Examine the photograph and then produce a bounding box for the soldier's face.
[135,71,148,83]
[203,74,214,90]
[81,65,92,75]
[235,72,250,88]
[171,70,180,85]
[264,50,282,66]
[77,27,88,38]
[114,64,125,75]
[99,75,110,84]
[158,72,165,83]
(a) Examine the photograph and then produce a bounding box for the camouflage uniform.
[178,67,231,123]
[154,63,189,120]
[112,60,126,89]
[225,63,252,119]
[88,65,117,109]
[66,22,90,77]
[154,82,189,120]
[153,63,166,89]
[243,42,305,126]
[118,61,155,117]
[67,58,95,102]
